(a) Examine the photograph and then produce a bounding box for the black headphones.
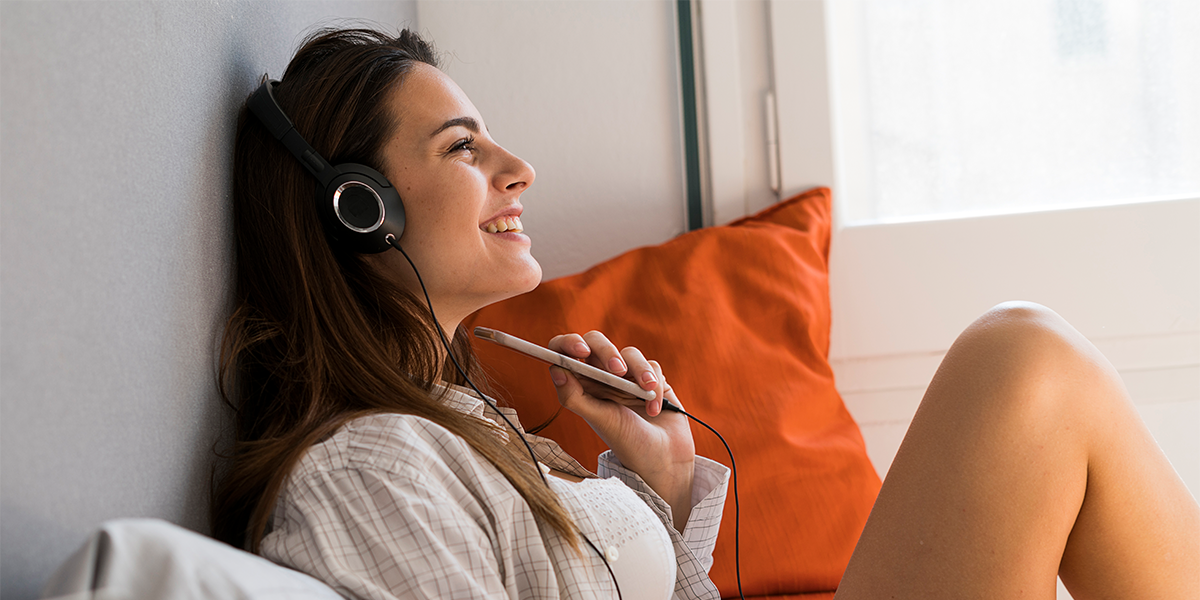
[248,79,406,254]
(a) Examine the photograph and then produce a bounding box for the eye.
[447,136,476,155]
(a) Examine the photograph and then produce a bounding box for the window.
[830,0,1200,223]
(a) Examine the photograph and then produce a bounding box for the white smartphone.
[473,326,656,402]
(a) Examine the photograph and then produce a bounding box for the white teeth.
[484,216,523,234]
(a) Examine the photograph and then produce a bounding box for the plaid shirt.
[260,384,729,599]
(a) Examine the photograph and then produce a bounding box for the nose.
[493,144,535,194]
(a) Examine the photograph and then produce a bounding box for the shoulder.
[291,413,479,482]
[268,412,529,545]
[261,414,521,598]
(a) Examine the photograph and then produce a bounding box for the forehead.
[388,62,481,137]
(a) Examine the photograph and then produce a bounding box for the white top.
[260,383,731,599]
[546,476,676,600]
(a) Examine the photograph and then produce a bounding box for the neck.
[431,319,458,357]
[428,304,464,348]
[430,311,467,383]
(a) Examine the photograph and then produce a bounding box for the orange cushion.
[758,595,836,600]
[465,187,880,597]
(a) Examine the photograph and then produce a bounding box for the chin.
[484,257,541,307]
[514,257,543,295]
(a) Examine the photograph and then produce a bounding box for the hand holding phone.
[474,327,671,406]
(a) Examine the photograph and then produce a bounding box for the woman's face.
[370,62,541,329]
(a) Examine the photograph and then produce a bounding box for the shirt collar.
[431,381,595,479]
[435,381,490,420]
[433,381,529,444]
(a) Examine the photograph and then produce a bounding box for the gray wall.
[0,2,416,598]
[2,1,693,596]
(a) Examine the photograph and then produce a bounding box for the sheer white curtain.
[840,0,1200,222]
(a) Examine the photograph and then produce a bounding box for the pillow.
[465,187,881,597]
[41,519,341,600]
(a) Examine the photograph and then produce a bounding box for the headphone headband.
[248,81,338,189]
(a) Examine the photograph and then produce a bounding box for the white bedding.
[41,519,340,600]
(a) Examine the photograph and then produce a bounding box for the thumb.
[549,366,617,426]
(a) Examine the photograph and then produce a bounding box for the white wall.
[0,3,416,598]
[416,0,687,279]
[827,200,1200,486]
[825,199,1200,600]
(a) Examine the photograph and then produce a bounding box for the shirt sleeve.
[596,452,730,596]
[263,465,511,600]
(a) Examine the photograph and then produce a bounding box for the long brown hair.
[211,26,577,553]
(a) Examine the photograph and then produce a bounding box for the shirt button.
[604,545,620,562]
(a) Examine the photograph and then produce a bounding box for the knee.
[928,302,1127,450]
[975,300,1067,332]
[944,301,1114,411]
[958,301,1081,359]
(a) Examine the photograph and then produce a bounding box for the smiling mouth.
[484,215,523,234]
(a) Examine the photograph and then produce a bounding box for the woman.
[213,26,1198,599]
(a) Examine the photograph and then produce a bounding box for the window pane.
[848,0,1199,221]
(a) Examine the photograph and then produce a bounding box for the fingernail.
[641,371,658,386]
[574,342,590,355]
[609,357,626,373]
[550,367,567,386]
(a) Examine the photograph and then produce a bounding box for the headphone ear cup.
[317,164,406,254]
[248,81,405,253]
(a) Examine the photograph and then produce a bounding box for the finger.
[619,348,659,391]
[621,349,663,408]
[658,383,687,417]
[581,330,627,375]
[661,382,684,412]
[640,361,685,416]
[576,376,643,404]
[618,347,663,415]
[548,333,590,359]
[549,366,589,414]
[644,360,665,416]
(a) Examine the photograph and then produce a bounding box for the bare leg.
[835,302,1199,600]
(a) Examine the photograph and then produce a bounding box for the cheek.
[401,190,484,260]
[404,167,486,218]
[399,176,458,228]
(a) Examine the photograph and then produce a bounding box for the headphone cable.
[386,235,623,600]
[678,410,743,600]
[385,234,745,600]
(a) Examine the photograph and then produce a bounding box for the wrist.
[643,459,695,532]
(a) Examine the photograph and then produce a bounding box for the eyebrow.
[429,116,481,138]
